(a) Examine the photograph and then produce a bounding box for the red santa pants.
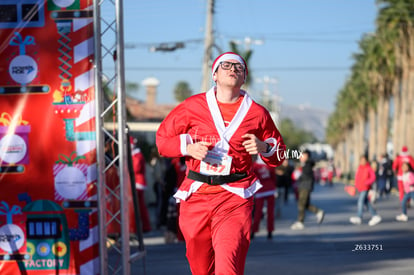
[179,191,254,275]
[129,189,152,233]
[252,195,275,233]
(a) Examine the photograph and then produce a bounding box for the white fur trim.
[173,179,263,202]
[173,181,204,202]
[180,133,193,156]
[221,179,263,199]
[136,183,146,190]
[131,148,141,154]
[261,137,277,158]
[255,190,275,199]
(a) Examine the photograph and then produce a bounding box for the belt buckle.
[206,175,212,185]
[208,175,219,185]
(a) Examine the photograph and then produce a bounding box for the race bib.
[200,150,232,175]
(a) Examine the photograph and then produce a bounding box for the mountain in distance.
[277,104,331,142]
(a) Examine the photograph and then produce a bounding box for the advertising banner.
[0,0,99,274]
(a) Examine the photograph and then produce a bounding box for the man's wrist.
[265,142,272,153]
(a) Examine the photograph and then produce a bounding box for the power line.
[122,66,349,71]
[219,27,375,37]
[264,38,358,43]
[125,39,203,50]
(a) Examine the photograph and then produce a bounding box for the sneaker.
[368,215,382,226]
[396,213,408,222]
[316,210,325,224]
[129,238,139,246]
[349,216,362,225]
[290,221,304,230]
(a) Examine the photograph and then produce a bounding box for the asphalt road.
[126,182,414,275]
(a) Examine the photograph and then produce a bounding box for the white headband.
[212,53,246,79]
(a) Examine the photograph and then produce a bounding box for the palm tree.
[351,37,378,161]
[174,81,192,102]
[376,0,414,153]
[356,33,395,160]
[125,82,139,99]
[229,41,253,88]
[327,0,414,175]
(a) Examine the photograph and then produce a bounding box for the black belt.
[187,170,248,186]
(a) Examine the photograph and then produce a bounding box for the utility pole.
[201,0,214,93]
[256,76,280,126]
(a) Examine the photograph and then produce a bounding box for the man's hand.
[242,134,267,155]
[187,141,211,160]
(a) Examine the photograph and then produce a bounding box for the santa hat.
[211,52,248,79]
[402,146,408,153]
[130,136,137,149]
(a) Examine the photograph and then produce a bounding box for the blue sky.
[121,0,377,112]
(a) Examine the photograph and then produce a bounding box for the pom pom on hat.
[211,52,248,79]
[130,136,138,148]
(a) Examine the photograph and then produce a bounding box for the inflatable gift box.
[0,113,31,165]
[0,201,27,255]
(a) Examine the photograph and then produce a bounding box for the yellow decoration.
[60,79,72,92]
[53,90,64,102]
[52,241,67,257]
[0,112,29,126]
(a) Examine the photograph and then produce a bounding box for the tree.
[174,81,192,102]
[125,82,139,100]
[326,0,414,176]
[278,118,318,150]
[102,80,139,122]
[376,0,414,153]
[229,41,253,88]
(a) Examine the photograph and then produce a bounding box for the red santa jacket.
[156,88,285,201]
[132,148,146,190]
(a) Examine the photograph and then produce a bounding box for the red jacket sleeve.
[256,107,286,168]
[156,102,191,158]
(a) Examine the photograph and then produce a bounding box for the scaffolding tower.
[93,0,145,274]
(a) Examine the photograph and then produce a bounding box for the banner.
[0,1,99,274]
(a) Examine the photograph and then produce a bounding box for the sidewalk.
[130,182,414,275]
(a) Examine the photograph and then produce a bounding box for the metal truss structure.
[93,0,145,274]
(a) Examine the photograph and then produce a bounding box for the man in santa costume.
[130,138,151,235]
[393,146,414,201]
[156,52,285,275]
[251,155,277,240]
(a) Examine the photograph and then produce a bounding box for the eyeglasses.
[219,61,245,72]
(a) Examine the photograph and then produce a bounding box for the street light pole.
[201,0,214,93]
[232,36,264,51]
